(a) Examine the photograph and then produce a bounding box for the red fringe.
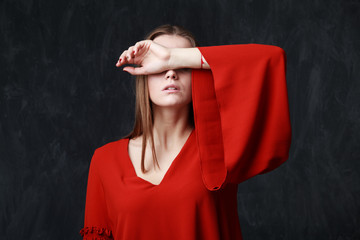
[80,226,113,239]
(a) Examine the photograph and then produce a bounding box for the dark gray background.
[1,0,359,239]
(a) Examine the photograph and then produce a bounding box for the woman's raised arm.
[115,40,209,75]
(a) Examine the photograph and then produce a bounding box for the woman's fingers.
[116,50,128,67]
[116,41,148,67]
[134,41,143,55]
[134,42,140,55]
[123,66,146,75]
[117,40,169,74]
[127,46,135,60]
[116,49,134,67]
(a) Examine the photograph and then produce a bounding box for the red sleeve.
[192,44,292,190]
[80,149,113,239]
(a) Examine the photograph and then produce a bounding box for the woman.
[80,25,291,240]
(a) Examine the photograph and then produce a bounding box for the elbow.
[266,45,287,70]
[269,45,286,60]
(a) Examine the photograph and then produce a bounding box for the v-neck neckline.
[125,129,195,187]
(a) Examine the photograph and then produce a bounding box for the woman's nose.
[165,69,178,80]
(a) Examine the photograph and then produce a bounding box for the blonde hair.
[126,24,197,173]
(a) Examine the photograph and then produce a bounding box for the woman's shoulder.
[93,137,129,158]
[89,137,130,173]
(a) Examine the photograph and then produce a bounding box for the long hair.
[126,24,197,174]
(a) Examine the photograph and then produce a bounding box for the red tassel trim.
[80,226,113,239]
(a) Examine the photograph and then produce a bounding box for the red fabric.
[80,44,291,240]
[194,44,291,189]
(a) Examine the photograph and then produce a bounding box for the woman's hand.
[116,40,172,75]
[116,40,210,75]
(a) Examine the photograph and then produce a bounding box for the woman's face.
[147,35,192,109]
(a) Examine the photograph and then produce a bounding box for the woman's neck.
[152,104,193,150]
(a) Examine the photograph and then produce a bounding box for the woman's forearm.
[169,48,210,70]
[117,40,211,75]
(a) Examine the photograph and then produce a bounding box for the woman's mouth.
[163,84,180,92]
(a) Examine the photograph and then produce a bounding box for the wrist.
[168,48,202,70]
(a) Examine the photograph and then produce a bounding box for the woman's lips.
[164,89,180,93]
[163,84,180,92]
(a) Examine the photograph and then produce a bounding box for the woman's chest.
[100,146,216,220]
[128,145,184,186]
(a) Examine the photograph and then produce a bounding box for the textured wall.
[1,0,359,239]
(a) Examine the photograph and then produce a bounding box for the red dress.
[80,44,292,240]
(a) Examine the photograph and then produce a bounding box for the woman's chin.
[152,101,191,109]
